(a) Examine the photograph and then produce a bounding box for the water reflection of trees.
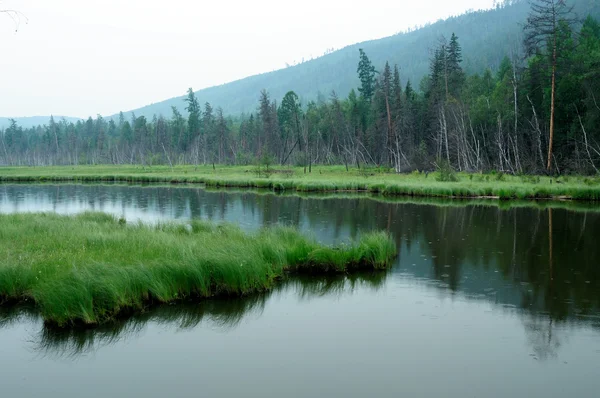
[2,184,600,358]
[402,205,600,360]
[2,184,599,321]
[0,272,386,358]
[522,315,565,361]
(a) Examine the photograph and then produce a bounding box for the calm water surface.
[1,184,599,397]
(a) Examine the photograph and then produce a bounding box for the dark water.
[1,184,599,397]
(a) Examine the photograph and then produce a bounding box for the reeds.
[0,212,396,326]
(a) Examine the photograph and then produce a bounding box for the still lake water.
[1,183,599,397]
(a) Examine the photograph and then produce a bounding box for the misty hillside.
[114,0,599,120]
[3,0,598,128]
[0,116,82,129]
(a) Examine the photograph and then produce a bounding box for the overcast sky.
[1,0,495,118]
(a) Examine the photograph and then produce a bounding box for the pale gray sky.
[1,0,494,118]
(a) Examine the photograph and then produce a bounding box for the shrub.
[436,161,458,182]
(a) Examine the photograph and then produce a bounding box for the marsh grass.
[0,212,396,326]
[1,165,600,200]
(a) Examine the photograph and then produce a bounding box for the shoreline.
[1,164,599,201]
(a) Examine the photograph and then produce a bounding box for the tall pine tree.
[357,49,377,102]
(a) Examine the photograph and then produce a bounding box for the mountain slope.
[0,116,82,129]
[121,0,598,120]
[117,1,536,119]
[4,0,599,127]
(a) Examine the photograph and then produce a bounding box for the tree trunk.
[308,136,312,174]
[512,58,522,173]
[576,105,599,174]
[442,107,450,164]
[385,94,393,167]
[547,35,557,171]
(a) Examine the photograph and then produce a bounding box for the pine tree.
[347,89,362,142]
[447,33,465,98]
[393,65,403,115]
[184,88,201,149]
[215,107,228,163]
[357,49,377,102]
[405,80,414,102]
[120,121,133,145]
[428,46,446,105]
[279,91,303,156]
[170,106,186,150]
[49,115,60,156]
[258,90,272,157]
[96,115,106,156]
[247,114,256,155]
[381,62,394,164]
[202,102,214,164]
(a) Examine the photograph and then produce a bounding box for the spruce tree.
[447,33,465,98]
[279,91,303,154]
[357,49,377,102]
[184,88,201,148]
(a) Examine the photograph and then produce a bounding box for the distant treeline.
[2,4,599,174]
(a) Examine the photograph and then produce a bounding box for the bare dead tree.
[575,105,599,174]
[0,131,9,165]
[510,51,523,173]
[592,92,600,112]
[527,95,547,170]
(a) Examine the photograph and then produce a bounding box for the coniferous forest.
[2,1,600,175]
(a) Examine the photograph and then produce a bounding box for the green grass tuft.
[0,212,396,326]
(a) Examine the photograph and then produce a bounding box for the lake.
[1,183,599,397]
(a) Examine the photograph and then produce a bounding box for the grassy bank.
[2,165,600,200]
[202,186,600,213]
[0,212,396,327]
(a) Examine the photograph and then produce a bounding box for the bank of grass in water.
[1,165,600,201]
[0,212,396,327]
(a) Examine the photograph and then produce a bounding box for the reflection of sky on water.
[1,272,599,398]
[0,184,360,242]
[0,183,600,398]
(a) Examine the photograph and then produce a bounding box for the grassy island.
[0,212,396,326]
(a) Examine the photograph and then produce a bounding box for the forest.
[1,1,599,175]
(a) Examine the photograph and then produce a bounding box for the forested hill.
[3,0,600,177]
[114,0,597,120]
